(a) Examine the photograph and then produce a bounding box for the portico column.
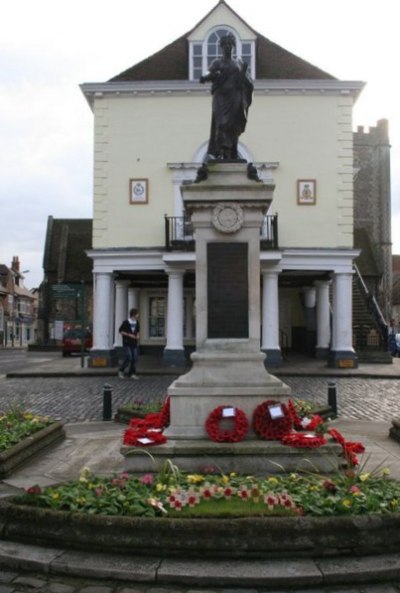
[114,280,129,347]
[261,269,283,367]
[328,272,358,368]
[302,286,316,356]
[89,272,118,367]
[315,280,331,359]
[163,268,186,367]
[128,287,140,312]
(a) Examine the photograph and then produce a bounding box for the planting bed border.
[0,500,399,559]
[0,422,65,479]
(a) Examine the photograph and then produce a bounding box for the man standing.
[118,308,140,379]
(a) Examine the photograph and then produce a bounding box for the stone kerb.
[1,500,400,559]
[0,422,65,479]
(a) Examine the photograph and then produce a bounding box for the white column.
[331,272,355,352]
[92,272,114,350]
[261,269,282,365]
[114,280,129,346]
[165,269,185,351]
[315,280,331,354]
[128,287,140,312]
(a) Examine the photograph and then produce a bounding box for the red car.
[62,329,92,356]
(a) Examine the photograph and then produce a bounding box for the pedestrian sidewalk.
[7,351,400,378]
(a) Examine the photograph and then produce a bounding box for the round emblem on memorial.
[212,203,243,233]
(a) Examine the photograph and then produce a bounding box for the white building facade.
[81,0,363,368]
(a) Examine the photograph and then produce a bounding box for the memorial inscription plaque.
[207,242,248,338]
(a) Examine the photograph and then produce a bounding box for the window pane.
[193,44,202,55]
[193,57,202,68]
[149,296,165,338]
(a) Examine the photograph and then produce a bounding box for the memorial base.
[121,439,342,475]
[164,348,291,439]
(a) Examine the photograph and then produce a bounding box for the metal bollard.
[103,383,112,421]
[327,381,337,418]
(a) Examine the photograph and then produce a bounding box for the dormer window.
[190,27,255,81]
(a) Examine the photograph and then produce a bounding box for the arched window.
[190,27,255,81]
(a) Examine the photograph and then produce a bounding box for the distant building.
[0,257,36,347]
[39,216,93,345]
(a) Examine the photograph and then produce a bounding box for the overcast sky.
[1,0,399,289]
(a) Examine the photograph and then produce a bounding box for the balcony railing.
[165,214,278,251]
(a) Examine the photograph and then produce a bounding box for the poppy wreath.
[123,427,167,447]
[328,428,365,467]
[252,400,293,440]
[205,405,249,443]
[281,432,327,448]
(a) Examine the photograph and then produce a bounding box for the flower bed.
[0,410,65,478]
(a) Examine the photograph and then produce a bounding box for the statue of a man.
[200,33,253,161]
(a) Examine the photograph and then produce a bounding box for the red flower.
[328,428,365,468]
[281,432,326,448]
[26,485,42,495]
[323,479,337,493]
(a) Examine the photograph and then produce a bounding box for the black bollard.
[327,381,337,418]
[103,383,112,421]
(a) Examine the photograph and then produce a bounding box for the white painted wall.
[92,90,354,250]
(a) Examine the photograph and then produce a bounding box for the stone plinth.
[122,439,341,475]
[165,347,290,439]
[164,163,290,441]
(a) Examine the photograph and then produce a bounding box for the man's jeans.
[119,344,138,376]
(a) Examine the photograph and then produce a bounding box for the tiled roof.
[110,3,335,82]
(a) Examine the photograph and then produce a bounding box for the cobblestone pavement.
[1,569,400,593]
[2,375,400,593]
[0,375,400,423]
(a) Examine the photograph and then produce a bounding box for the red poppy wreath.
[205,405,249,443]
[252,400,293,440]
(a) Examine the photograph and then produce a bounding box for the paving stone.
[0,573,18,584]
[47,582,76,593]
[13,575,48,588]
[0,585,15,593]
[77,587,114,593]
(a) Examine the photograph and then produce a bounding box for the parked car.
[62,329,92,356]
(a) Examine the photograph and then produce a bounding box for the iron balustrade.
[165,214,278,251]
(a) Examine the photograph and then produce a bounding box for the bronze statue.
[200,33,253,161]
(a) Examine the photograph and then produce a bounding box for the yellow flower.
[267,477,278,486]
[230,472,236,478]
[51,492,60,500]
[75,496,86,505]
[382,468,391,477]
[342,499,352,508]
[24,413,33,420]
[390,499,398,509]
[187,474,204,484]
[156,483,166,492]
[308,485,319,492]
[359,473,370,482]
[221,475,229,485]
[290,473,298,481]
[80,466,91,479]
